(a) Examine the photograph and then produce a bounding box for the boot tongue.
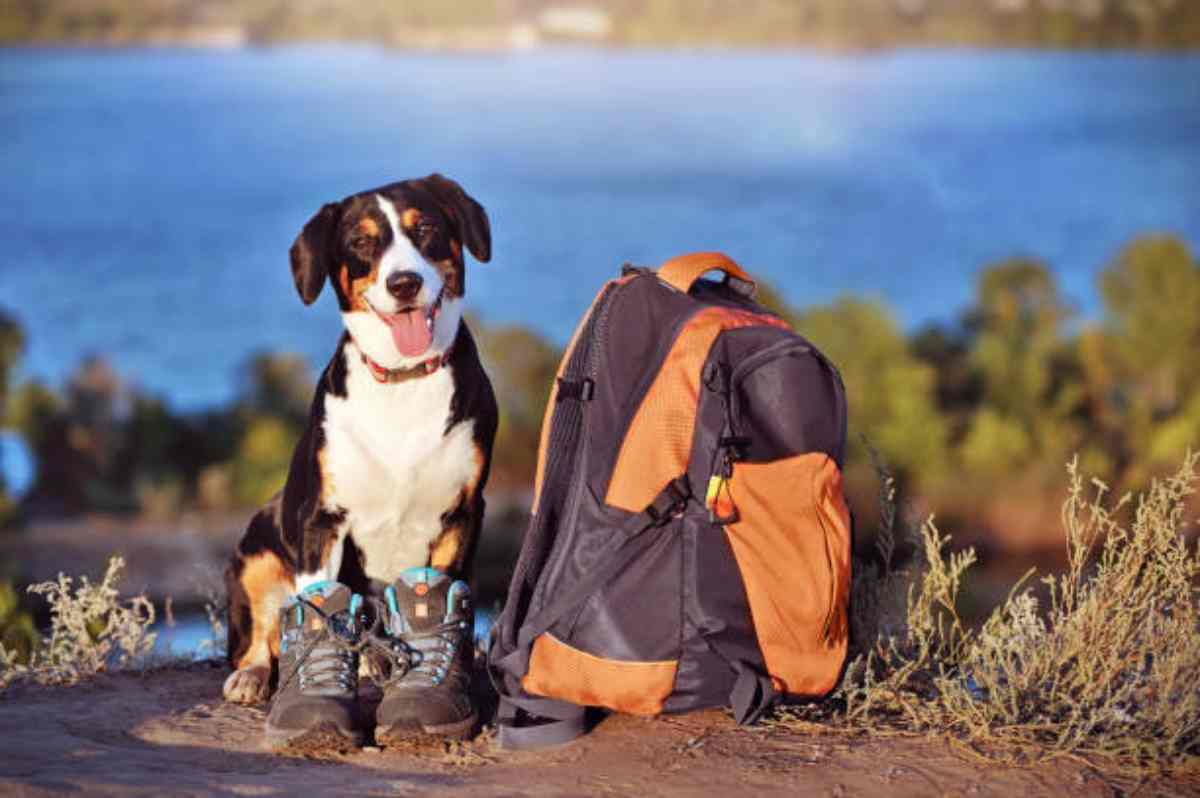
[386,309,433,357]
[297,581,357,632]
[389,568,451,634]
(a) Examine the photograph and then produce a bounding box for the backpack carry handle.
[659,252,756,297]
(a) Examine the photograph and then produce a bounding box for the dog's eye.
[415,220,438,240]
[349,236,376,258]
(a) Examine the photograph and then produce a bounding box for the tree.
[238,352,314,432]
[0,311,26,522]
[1091,235,1200,478]
[0,311,23,425]
[1100,236,1200,417]
[792,298,949,488]
[475,321,561,485]
[959,259,1082,475]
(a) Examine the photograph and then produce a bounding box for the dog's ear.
[289,202,341,305]
[424,173,491,263]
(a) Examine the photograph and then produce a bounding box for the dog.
[222,173,497,705]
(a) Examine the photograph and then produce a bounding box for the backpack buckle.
[718,435,751,462]
[644,477,691,527]
[555,377,595,402]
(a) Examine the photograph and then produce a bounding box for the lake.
[152,607,496,661]
[1,46,1198,410]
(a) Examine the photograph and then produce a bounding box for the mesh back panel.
[502,281,620,649]
[531,281,615,514]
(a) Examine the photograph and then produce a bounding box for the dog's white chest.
[321,349,477,582]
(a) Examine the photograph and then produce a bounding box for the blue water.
[2,46,1198,410]
[152,608,497,660]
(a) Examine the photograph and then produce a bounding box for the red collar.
[359,345,453,384]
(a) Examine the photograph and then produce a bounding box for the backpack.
[487,252,852,749]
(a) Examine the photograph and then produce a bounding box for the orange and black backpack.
[488,253,852,749]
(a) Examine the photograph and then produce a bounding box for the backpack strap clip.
[642,476,692,527]
[556,377,595,402]
[730,662,780,725]
[718,435,752,460]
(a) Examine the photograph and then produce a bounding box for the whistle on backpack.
[707,437,748,524]
[705,474,738,524]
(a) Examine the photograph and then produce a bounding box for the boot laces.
[362,597,468,689]
[279,597,360,696]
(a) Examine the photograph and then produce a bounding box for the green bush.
[0,581,37,665]
[476,322,561,485]
[230,416,297,507]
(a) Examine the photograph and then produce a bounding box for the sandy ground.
[1,662,1193,798]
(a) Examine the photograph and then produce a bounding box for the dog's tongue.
[387,311,433,357]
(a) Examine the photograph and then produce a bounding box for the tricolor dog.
[222,174,496,710]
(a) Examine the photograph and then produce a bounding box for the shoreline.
[0,488,532,613]
[2,36,1199,55]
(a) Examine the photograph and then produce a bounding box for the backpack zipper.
[729,337,812,384]
[726,335,847,638]
[728,338,815,431]
[730,336,848,468]
[704,337,814,525]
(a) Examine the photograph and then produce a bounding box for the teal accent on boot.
[446,581,471,624]
[267,581,364,751]
[398,567,447,589]
[282,591,362,648]
[285,581,353,631]
[375,569,476,741]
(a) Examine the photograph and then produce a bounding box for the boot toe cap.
[267,695,362,738]
[377,689,474,734]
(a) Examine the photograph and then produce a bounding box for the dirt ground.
[1,663,1194,798]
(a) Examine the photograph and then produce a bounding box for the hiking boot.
[265,581,366,753]
[374,567,476,743]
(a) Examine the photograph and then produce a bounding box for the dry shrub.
[0,556,156,690]
[782,452,1200,774]
[952,452,1200,767]
[194,565,228,659]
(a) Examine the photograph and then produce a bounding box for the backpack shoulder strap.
[495,690,588,750]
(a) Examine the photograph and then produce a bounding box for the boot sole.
[266,721,365,755]
[375,712,478,746]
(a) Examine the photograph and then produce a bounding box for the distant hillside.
[2,0,1199,50]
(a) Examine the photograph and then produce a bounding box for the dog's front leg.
[223,504,347,705]
[293,507,351,593]
[428,492,484,578]
[223,511,295,705]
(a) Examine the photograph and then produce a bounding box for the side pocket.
[522,510,684,717]
[723,453,851,697]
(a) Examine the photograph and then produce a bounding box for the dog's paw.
[223,666,271,705]
[361,649,392,682]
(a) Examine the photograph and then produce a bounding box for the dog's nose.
[386,271,423,303]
